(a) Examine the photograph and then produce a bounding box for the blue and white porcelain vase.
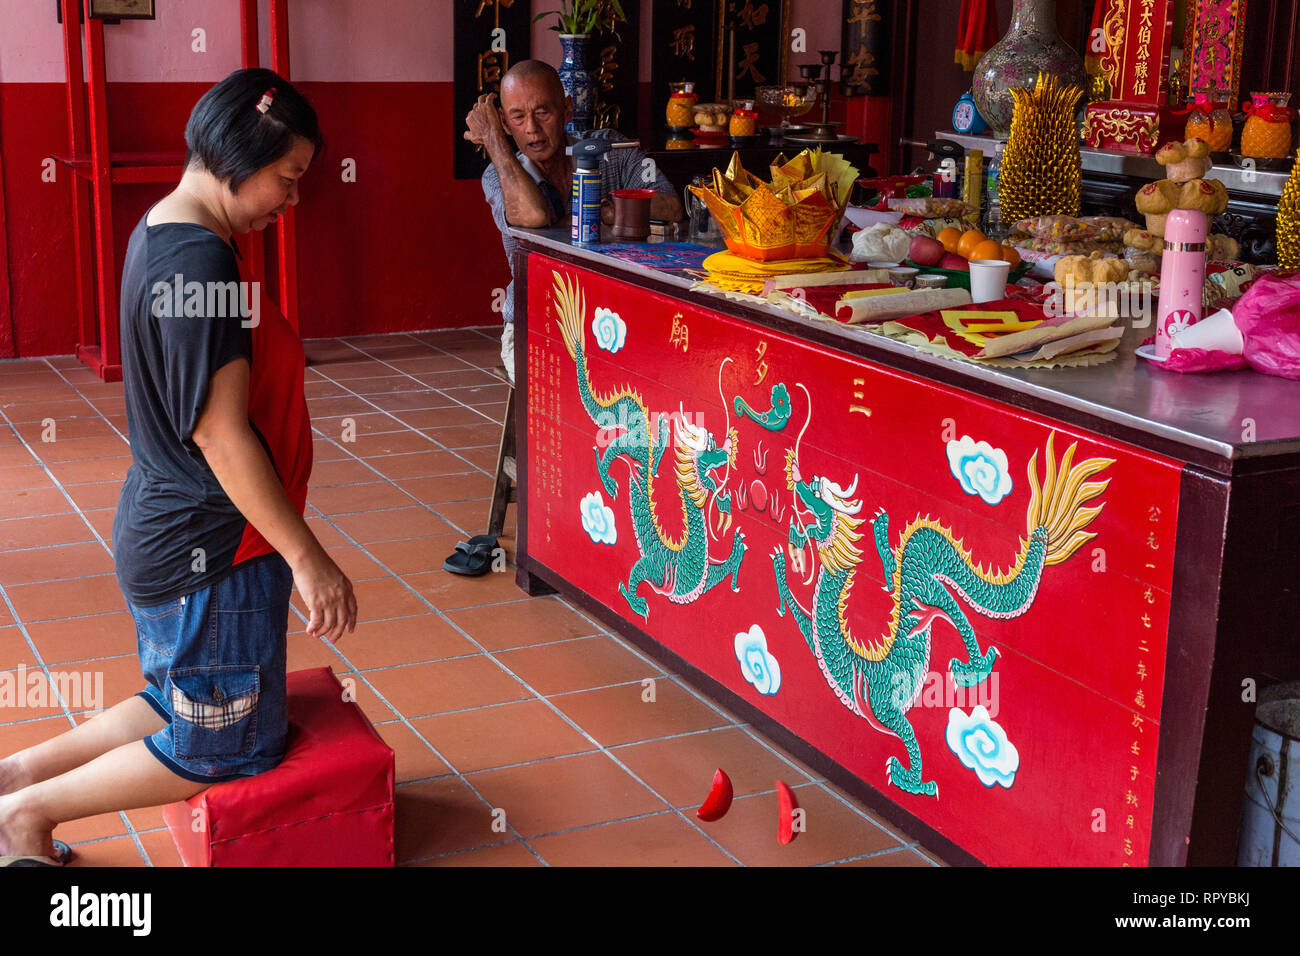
[559,33,594,135]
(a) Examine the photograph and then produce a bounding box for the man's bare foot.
[0,792,53,859]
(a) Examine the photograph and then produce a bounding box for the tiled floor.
[0,327,939,867]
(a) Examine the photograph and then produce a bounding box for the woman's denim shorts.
[127,553,294,784]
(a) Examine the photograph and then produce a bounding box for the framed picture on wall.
[89,0,155,19]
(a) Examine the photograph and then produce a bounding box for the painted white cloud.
[734,624,781,696]
[579,491,617,545]
[946,705,1019,788]
[592,307,627,353]
[946,435,1013,505]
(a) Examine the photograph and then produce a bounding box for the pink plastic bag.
[1234,272,1300,381]
[1162,347,1248,374]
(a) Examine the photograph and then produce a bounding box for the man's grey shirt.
[481,129,678,324]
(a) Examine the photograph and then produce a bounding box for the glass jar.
[1241,91,1293,159]
[729,99,757,137]
[666,81,697,128]
[1185,90,1234,151]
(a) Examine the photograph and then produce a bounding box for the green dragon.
[771,429,1112,797]
[553,272,746,619]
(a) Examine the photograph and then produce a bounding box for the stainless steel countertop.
[938,131,1289,198]
[512,227,1300,462]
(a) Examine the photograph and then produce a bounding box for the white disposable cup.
[968,259,1011,304]
[1170,307,1244,354]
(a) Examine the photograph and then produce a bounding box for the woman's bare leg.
[0,739,203,858]
[0,695,167,796]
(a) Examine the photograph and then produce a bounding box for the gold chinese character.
[754,340,769,385]
[730,0,769,30]
[1141,613,1151,629]
[849,0,882,39]
[736,41,765,83]
[1131,741,1141,756]
[1143,585,1154,605]
[669,313,689,352]
[1126,790,1138,807]
[1137,662,1147,681]
[1148,505,1161,522]
[670,24,696,59]
[1130,765,1139,782]
[1132,714,1144,731]
[477,50,507,91]
[1134,687,1145,708]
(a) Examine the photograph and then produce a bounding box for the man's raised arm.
[465,92,553,228]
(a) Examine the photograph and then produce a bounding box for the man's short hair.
[500,60,566,106]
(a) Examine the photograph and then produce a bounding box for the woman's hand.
[291,546,357,644]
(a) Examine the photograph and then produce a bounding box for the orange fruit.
[969,239,1005,261]
[1000,245,1022,269]
[937,227,962,254]
[957,229,988,259]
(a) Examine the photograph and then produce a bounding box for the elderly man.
[464,60,682,377]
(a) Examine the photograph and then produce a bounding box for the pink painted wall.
[0,0,848,85]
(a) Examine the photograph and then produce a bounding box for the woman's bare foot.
[0,754,30,798]
[0,792,53,860]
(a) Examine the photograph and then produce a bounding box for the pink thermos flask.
[1155,209,1208,358]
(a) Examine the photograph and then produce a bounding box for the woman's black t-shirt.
[112,213,255,607]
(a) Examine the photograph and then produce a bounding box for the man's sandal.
[443,536,500,577]
[0,840,71,867]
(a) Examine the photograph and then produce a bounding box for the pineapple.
[999,72,1084,225]
[1279,148,1300,269]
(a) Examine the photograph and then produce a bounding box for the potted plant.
[534,0,627,134]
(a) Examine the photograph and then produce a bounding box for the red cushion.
[162,667,395,866]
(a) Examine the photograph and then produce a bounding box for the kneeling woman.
[0,68,356,866]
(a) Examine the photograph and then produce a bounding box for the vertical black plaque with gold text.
[719,0,789,102]
[841,0,890,96]
[650,0,720,132]
[453,0,533,181]
[590,0,641,136]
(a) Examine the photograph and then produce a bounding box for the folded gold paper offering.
[688,149,859,262]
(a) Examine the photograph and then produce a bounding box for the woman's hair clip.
[255,88,277,115]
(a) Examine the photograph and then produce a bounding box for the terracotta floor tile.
[440,384,509,405]
[86,397,127,418]
[71,381,124,401]
[496,635,658,697]
[381,355,476,376]
[550,679,733,748]
[61,480,124,512]
[65,834,147,867]
[304,515,353,550]
[0,626,30,671]
[123,804,167,832]
[395,776,510,862]
[370,654,530,721]
[24,612,138,665]
[395,472,495,504]
[0,601,11,626]
[313,360,398,381]
[79,508,117,543]
[31,434,130,462]
[311,437,351,462]
[311,412,412,441]
[0,485,73,520]
[339,613,477,669]
[420,497,495,534]
[0,714,75,761]
[612,726,816,811]
[346,376,431,397]
[363,534,464,576]
[834,847,938,866]
[529,811,738,866]
[5,573,127,624]
[402,566,530,612]
[44,456,131,485]
[0,513,95,551]
[691,783,902,866]
[413,369,499,389]
[421,423,501,449]
[308,457,381,487]
[0,465,53,492]
[303,340,367,363]
[454,447,503,472]
[363,390,458,412]
[53,809,131,846]
[346,430,442,458]
[0,541,114,587]
[306,395,381,419]
[286,634,348,671]
[12,417,119,443]
[307,480,415,515]
[414,839,542,866]
[0,398,97,423]
[373,719,451,783]
[365,449,476,481]
[398,405,496,429]
[0,668,76,721]
[303,379,350,399]
[316,544,390,582]
[410,699,595,773]
[466,751,667,838]
[328,506,456,545]
[445,598,602,652]
[138,826,186,866]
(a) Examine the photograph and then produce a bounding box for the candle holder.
[795,50,854,143]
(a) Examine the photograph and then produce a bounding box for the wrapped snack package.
[886,196,978,219]
[1013,215,1100,242]
[1079,216,1140,242]
[1124,247,1161,275]
[1007,235,1122,257]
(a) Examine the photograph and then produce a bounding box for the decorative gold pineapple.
[1278,148,1300,269]
[999,72,1084,225]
